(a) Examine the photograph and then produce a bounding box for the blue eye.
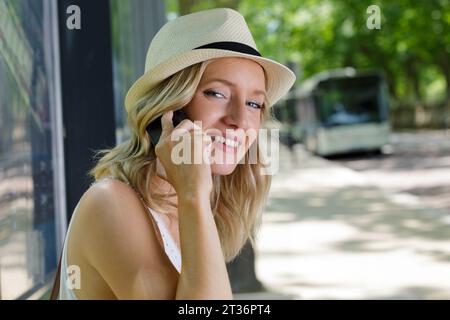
[205,90,262,109]
[248,101,262,109]
[204,90,225,98]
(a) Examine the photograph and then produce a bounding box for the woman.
[53,7,295,300]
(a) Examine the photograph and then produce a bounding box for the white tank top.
[58,180,182,300]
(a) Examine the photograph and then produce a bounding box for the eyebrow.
[205,78,267,100]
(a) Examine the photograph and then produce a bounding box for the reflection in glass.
[110,0,166,143]
[0,0,57,299]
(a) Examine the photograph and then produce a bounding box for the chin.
[210,163,238,175]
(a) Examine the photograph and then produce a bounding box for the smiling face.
[184,57,267,175]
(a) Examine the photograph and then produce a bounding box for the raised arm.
[156,111,233,299]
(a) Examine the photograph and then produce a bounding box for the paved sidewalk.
[234,144,450,300]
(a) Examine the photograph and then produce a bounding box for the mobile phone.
[146,108,188,146]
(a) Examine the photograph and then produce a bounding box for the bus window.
[317,76,384,127]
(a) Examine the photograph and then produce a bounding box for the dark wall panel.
[57,0,116,219]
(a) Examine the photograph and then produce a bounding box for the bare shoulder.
[70,178,178,299]
[83,178,141,210]
[72,180,134,234]
[75,178,156,251]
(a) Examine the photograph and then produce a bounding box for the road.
[235,130,450,300]
[331,130,450,215]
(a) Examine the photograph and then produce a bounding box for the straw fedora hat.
[124,8,296,113]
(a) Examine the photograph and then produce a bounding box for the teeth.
[214,135,239,148]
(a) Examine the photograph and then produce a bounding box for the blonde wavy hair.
[89,59,273,262]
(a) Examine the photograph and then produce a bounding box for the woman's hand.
[154,111,232,299]
[154,110,213,199]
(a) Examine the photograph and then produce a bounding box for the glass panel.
[0,0,57,299]
[109,0,166,143]
[110,0,135,143]
[317,76,384,127]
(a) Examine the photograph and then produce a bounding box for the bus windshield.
[316,76,386,127]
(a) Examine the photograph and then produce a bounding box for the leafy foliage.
[168,0,450,109]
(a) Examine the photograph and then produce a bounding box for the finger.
[155,158,168,180]
[175,119,202,131]
[160,110,174,140]
[171,119,202,140]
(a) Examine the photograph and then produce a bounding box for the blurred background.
[0,0,449,299]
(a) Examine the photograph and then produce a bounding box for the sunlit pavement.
[234,138,450,300]
[333,130,450,215]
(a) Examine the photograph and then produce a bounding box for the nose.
[223,98,248,129]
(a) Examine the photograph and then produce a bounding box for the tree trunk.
[405,57,422,103]
[384,70,398,100]
[437,51,450,109]
[226,240,265,293]
[443,66,450,110]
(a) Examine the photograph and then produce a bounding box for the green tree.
[236,0,450,118]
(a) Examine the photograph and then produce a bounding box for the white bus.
[280,68,391,156]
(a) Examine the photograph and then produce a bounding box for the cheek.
[184,94,220,124]
[243,115,263,148]
[250,114,262,134]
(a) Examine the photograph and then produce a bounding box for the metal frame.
[46,0,68,260]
